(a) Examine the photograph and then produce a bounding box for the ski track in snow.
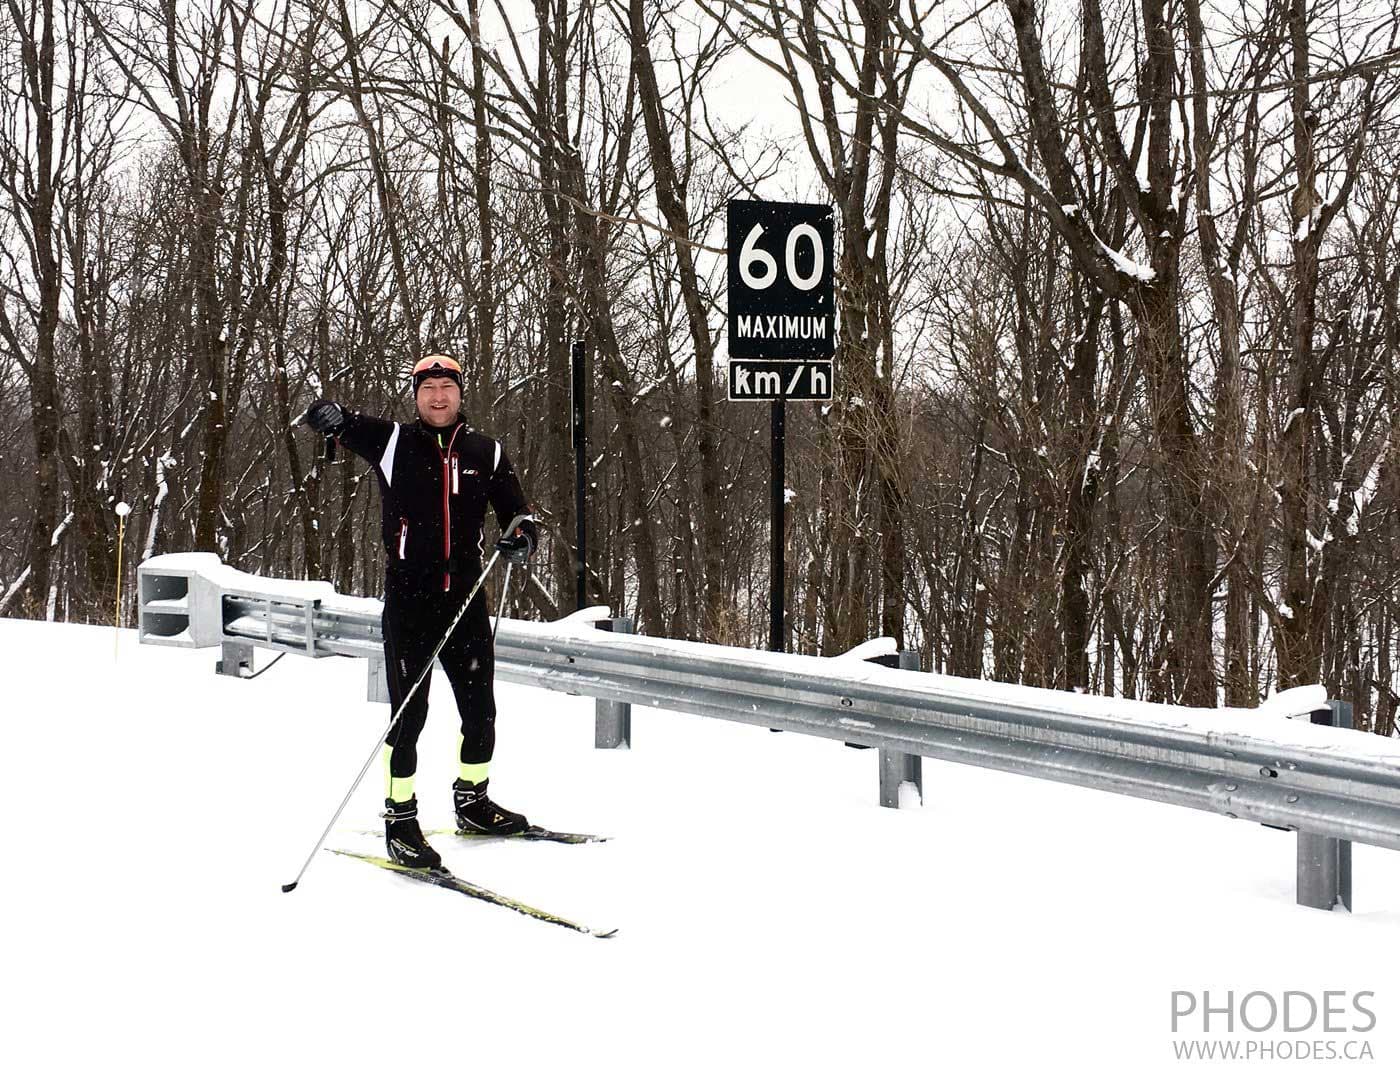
[4,617,1399,1078]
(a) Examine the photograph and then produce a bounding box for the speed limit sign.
[727,200,834,360]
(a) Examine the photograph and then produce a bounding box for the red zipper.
[440,425,462,590]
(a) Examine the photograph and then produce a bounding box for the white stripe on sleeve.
[380,423,400,487]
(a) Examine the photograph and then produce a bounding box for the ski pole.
[492,562,513,641]
[282,514,531,893]
[492,514,532,640]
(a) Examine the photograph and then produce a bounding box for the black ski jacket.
[326,404,537,595]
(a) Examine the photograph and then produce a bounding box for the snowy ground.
[5,617,1399,1078]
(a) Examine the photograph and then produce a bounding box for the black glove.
[494,530,533,565]
[305,399,346,436]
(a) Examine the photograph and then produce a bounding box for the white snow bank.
[833,636,901,662]
[3,617,1399,1078]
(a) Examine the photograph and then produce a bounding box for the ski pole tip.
[281,882,298,893]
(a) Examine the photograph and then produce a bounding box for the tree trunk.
[626,0,724,641]
[14,0,63,618]
[1276,0,1325,688]
[467,0,496,393]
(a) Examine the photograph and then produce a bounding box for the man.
[304,354,538,870]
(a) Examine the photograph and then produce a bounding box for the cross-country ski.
[330,849,617,938]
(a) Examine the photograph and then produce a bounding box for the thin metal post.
[876,649,924,808]
[1297,700,1354,911]
[595,616,634,749]
[770,397,785,653]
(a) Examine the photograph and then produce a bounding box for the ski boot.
[383,796,443,871]
[453,778,529,836]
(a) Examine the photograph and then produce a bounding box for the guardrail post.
[367,656,391,704]
[305,599,319,655]
[594,616,633,749]
[216,641,254,678]
[1296,700,1354,912]
[869,649,923,808]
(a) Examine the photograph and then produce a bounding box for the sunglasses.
[412,355,463,378]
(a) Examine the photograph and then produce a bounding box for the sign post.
[770,397,784,652]
[726,199,835,652]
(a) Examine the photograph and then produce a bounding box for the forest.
[1,0,1397,734]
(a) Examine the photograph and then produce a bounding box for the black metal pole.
[770,396,785,652]
[572,340,587,611]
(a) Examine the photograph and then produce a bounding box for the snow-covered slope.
[5,618,1398,1077]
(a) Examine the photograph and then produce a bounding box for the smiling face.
[415,375,462,427]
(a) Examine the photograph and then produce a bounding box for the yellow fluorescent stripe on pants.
[457,734,490,785]
[383,744,415,802]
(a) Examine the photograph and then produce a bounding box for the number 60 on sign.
[726,200,835,362]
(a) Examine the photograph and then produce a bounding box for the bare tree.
[0,0,65,617]
[620,0,731,640]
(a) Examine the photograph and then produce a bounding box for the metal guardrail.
[138,554,1397,912]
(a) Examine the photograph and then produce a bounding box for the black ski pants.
[381,581,495,779]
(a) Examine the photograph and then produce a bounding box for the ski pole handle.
[500,512,532,539]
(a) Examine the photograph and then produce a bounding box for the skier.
[304,354,539,870]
